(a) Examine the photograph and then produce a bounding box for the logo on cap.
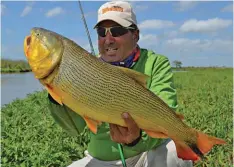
[102,6,123,14]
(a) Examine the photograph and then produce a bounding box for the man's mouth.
[106,48,118,52]
[105,48,118,55]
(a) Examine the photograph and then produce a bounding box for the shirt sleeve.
[148,55,178,110]
[125,55,178,152]
[47,94,86,136]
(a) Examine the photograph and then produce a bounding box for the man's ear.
[134,30,140,42]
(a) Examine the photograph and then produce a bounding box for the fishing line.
[78,0,95,56]
[77,1,127,166]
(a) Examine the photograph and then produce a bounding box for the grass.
[174,68,233,167]
[1,68,233,167]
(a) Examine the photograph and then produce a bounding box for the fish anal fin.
[174,140,201,161]
[196,130,226,154]
[45,84,63,105]
[117,66,149,88]
[83,116,102,134]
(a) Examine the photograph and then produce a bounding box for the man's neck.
[99,45,140,68]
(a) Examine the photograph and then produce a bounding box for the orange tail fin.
[174,131,226,162]
[196,131,226,154]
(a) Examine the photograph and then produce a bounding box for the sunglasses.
[96,26,135,37]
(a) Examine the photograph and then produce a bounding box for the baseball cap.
[94,1,138,28]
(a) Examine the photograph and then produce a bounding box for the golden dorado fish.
[24,27,225,161]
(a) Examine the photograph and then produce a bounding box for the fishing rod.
[78,0,95,56]
[77,1,127,167]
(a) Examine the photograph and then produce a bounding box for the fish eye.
[36,32,40,37]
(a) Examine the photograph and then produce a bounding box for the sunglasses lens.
[97,27,130,37]
[97,27,106,37]
[111,27,128,37]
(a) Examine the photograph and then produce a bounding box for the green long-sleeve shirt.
[48,48,178,161]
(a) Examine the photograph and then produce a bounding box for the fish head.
[24,27,63,79]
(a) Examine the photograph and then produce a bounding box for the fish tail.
[196,130,226,155]
[174,130,226,161]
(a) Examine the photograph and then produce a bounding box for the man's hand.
[110,112,141,145]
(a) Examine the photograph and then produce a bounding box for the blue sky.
[1,1,233,67]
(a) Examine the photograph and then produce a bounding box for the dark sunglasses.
[96,26,135,37]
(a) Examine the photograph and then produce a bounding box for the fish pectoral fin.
[174,140,201,161]
[83,116,102,134]
[175,112,184,120]
[117,66,149,88]
[45,84,63,105]
[144,127,169,138]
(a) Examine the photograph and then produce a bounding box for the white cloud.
[180,18,232,33]
[159,30,179,39]
[45,7,64,18]
[163,38,233,67]
[137,35,232,65]
[139,34,159,44]
[20,6,32,17]
[175,1,198,11]
[138,34,161,51]
[164,38,232,55]
[221,4,233,12]
[1,4,6,15]
[138,20,175,30]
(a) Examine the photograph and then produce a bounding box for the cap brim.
[94,13,132,28]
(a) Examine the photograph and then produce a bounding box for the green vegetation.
[173,60,182,68]
[1,59,31,73]
[1,68,233,167]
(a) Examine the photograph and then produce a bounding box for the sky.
[1,1,233,67]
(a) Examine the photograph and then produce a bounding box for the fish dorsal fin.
[117,66,149,88]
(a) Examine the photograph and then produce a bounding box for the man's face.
[97,20,137,62]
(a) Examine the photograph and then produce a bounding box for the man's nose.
[104,31,115,45]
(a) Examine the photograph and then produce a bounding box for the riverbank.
[1,68,32,73]
[1,68,233,167]
[1,59,31,73]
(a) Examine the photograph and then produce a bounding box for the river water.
[1,72,44,107]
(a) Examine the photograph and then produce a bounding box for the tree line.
[1,59,31,73]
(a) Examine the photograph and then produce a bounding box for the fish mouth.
[24,35,31,57]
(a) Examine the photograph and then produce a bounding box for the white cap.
[94,1,137,28]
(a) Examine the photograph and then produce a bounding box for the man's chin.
[103,54,121,62]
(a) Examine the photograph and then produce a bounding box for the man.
[48,1,193,167]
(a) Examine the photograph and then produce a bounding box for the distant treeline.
[1,59,31,73]
[172,66,232,71]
